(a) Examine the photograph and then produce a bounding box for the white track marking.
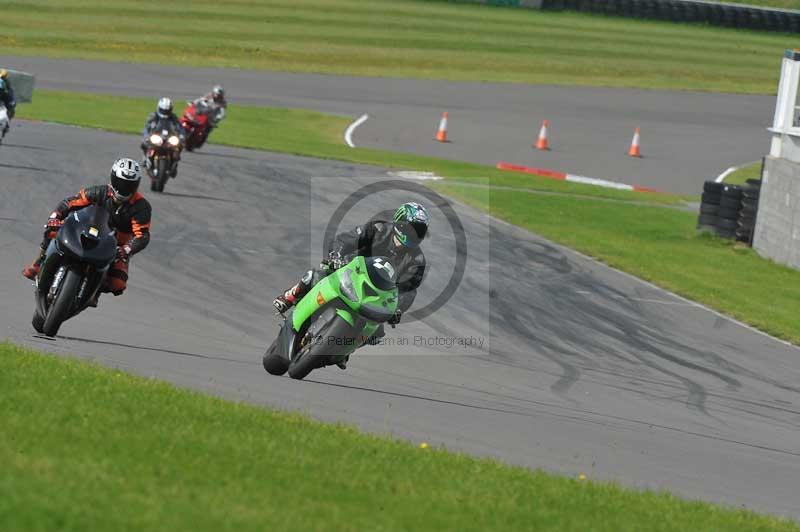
[389,170,444,181]
[715,161,759,183]
[344,113,369,148]
[715,167,737,183]
[566,174,634,191]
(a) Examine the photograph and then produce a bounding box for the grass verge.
[435,183,800,342]
[16,89,800,343]
[724,160,763,185]
[2,342,798,531]
[3,0,798,94]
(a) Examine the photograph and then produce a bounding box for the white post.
[769,50,800,161]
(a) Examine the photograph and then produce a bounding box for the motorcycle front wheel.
[154,158,169,192]
[42,269,80,337]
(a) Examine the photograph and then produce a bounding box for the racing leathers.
[23,185,152,295]
[197,91,227,126]
[276,220,427,341]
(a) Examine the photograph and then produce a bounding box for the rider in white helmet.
[23,158,152,301]
[142,97,185,176]
[195,85,227,126]
[187,85,227,148]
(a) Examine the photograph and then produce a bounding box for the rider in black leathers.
[273,202,430,367]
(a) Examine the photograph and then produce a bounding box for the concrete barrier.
[753,156,800,269]
[0,68,35,103]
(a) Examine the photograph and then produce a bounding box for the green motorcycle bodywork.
[275,256,398,367]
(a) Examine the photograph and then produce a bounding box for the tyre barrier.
[696,180,761,243]
[736,179,761,244]
[697,181,724,235]
[539,0,800,33]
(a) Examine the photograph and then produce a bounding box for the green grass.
[3,0,798,94]
[17,89,685,205]
[724,160,763,185]
[1,342,798,532]
[436,183,800,343]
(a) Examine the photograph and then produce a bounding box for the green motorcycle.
[263,256,399,380]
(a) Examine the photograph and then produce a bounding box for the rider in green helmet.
[273,202,430,365]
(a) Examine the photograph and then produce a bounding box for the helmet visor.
[110,173,139,199]
[395,221,427,248]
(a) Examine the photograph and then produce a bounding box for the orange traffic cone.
[628,127,642,158]
[534,120,550,151]
[436,112,449,142]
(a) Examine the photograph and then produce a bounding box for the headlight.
[149,134,163,146]
[339,269,358,301]
[168,135,180,146]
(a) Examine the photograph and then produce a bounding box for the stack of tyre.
[697,180,760,243]
[737,179,761,244]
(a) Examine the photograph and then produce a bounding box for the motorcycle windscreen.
[58,206,117,266]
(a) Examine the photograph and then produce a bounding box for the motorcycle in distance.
[31,205,117,337]
[263,256,399,380]
[145,127,182,192]
[0,104,9,145]
[179,99,211,152]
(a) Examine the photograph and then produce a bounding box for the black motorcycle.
[145,127,182,192]
[32,205,117,337]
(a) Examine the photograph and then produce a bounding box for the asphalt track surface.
[0,55,775,195]
[2,121,800,518]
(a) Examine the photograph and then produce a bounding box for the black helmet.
[392,202,430,248]
[211,85,225,102]
[109,158,142,202]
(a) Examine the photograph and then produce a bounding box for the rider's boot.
[273,282,306,314]
[22,248,46,280]
[87,292,100,308]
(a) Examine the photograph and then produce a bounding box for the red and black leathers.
[29,185,152,294]
[54,185,151,254]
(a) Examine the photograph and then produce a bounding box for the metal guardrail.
[436,0,800,32]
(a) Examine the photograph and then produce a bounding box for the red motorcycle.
[179,99,211,151]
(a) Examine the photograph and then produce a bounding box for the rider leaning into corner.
[273,202,430,368]
[22,158,152,305]
[0,69,17,134]
[141,97,185,177]
[193,84,227,127]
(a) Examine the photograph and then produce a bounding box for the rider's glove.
[43,213,63,234]
[388,309,402,328]
[115,245,132,264]
[322,250,345,271]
